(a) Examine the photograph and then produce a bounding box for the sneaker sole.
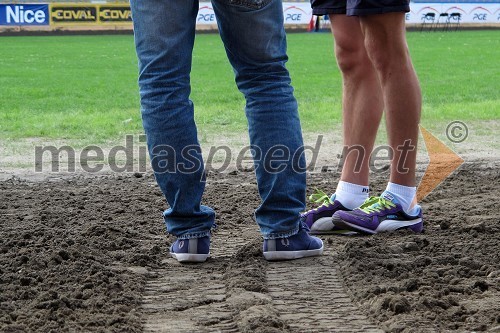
[171,253,210,263]
[263,246,324,261]
[334,218,423,235]
[310,229,358,236]
[309,217,357,236]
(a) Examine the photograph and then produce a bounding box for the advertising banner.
[1,2,498,27]
[99,5,132,23]
[51,5,97,24]
[0,4,49,26]
[283,3,313,25]
[197,4,217,25]
[196,2,313,25]
[406,3,500,24]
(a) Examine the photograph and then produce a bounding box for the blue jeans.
[131,0,306,239]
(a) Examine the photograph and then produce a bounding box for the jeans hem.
[262,225,300,240]
[175,230,211,240]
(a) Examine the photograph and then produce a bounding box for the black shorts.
[311,0,410,16]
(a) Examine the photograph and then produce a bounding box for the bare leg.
[360,12,422,187]
[330,15,384,186]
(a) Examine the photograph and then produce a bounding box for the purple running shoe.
[301,190,355,235]
[332,191,423,235]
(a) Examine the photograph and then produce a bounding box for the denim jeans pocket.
[215,0,274,10]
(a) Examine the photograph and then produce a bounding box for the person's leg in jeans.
[131,0,322,262]
[211,0,323,260]
[131,0,214,262]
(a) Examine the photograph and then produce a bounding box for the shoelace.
[302,189,333,216]
[359,196,396,213]
[309,189,331,206]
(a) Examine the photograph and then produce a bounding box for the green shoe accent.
[308,189,332,207]
[359,196,396,214]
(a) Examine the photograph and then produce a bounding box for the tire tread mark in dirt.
[266,246,384,333]
[141,230,243,333]
[141,225,292,333]
[142,225,383,332]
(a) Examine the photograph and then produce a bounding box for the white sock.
[334,181,370,210]
[384,182,417,213]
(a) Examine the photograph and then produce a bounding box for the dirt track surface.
[1,163,499,332]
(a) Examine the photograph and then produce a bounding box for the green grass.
[0,31,498,142]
